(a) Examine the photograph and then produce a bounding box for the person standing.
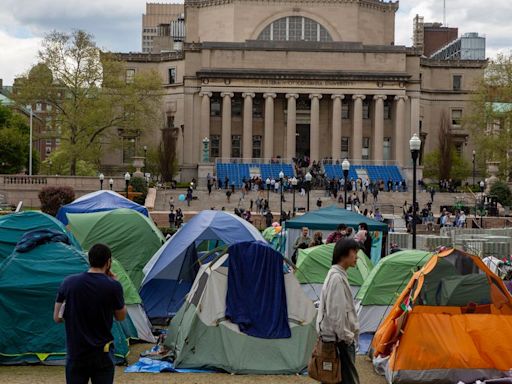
[54,244,126,384]
[317,239,360,384]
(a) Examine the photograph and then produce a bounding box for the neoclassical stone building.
[112,0,486,180]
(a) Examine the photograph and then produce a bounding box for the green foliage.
[158,227,177,237]
[42,150,96,176]
[422,149,471,182]
[490,180,512,207]
[130,177,148,194]
[14,30,163,175]
[38,186,75,216]
[0,103,40,174]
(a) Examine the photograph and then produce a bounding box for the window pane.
[168,68,176,84]
[231,135,241,158]
[259,25,271,40]
[288,16,302,41]
[452,109,462,125]
[384,101,391,119]
[363,101,370,119]
[341,137,349,159]
[125,69,135,84]
[252,135,262,158]
[304,18,317,41]
[210,96,221,116]
[210,135,220,158]
[253,98,263,118]
[232,98,242,117]
[453,75,462,91]
[383,137,391,161]
[342,103,349,119]
[273,18,287,41]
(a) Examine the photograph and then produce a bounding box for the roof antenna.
[443,0,446,26]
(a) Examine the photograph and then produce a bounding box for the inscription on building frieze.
[258,79,354,87]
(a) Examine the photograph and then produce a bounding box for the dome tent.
[295,243,373,300]
[141,210,265,319]
[355,249,432,333]
[56,190,149,225]
[67,208,165,289]
[373,248,512,384]
[0,233,128,365]
[0,211,80,262]
[165,241,317,374]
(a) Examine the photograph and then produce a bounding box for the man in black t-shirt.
[54,243,126,384]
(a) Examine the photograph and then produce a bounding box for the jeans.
[65,350,115,384]
[336,342,359,384]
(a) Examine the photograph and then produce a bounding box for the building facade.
[142,3,185,53]
[112,0,486,180]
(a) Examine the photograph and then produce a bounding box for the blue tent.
[56,190,149,225]
[140,210,265,319]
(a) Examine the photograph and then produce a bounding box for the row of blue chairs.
[215,163,295,187]
[323,165,404,183]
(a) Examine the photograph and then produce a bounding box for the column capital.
[220,92,234,98]
[285,93,299,99]
[309,93,323,100]
[199,91,212,97]
[394,95,408,102]
[331,94,345,100]
[263,92,277,99]
[352,94,366,101]
[242,92,255,98]
[373,95,387,101]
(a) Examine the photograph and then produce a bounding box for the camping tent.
[67,208,165,289]
[165,241,317,374]
[295,243,373,300]
[262,225,285,253]
[285,205,388,263]
[56,190,149,225]
[111,259,156,343]
[141,210,265,319]
[0,211,80,262]
[0,234,129,365]
[355,249,432,333]
[372,248,512,384]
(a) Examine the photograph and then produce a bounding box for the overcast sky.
[0,0,510,85]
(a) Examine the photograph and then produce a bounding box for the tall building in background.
[142,3,184,53]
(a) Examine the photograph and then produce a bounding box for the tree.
[423,149,470,183]
[42,149,96,176]
[0,103,40,174]
[489,180,512,207]
[15,30,162,175]
[466,53,512,179]
[38,186,75,217]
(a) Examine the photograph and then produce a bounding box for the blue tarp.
[15,229,71,253]
[225,241,291,339]
[140,211,265,319]
[56,190,149,225]
[124,358,218,373]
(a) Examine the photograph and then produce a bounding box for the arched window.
[258,16,332,42]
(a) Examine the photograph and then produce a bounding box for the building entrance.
[296,124,310,158]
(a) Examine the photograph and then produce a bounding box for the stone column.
[373,95,386,162]
[285,93,299,161]
[394,95,408,166]
[242,92,255,161]
[331,94,344,161]
[263,93,276,159]
[221,92,234,159]
[199,92,212,155]
[410,96,420,136]
[309,94,322,162]
[352,95,366,161]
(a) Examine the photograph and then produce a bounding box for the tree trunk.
[159,126,178,182]
[70,157,77,176]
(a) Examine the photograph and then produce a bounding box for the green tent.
[67,208,165,288]
[111,259,156,343]
[0,211,80,262]
[0,240,128,365]
[295,244,373,300]
[165,251,317,374]
[262,226,285,253]
[286,205,388,231]
[355,249,432,333]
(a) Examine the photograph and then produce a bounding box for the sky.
[0,0,510,85]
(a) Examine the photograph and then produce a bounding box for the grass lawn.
[0,344,386,384]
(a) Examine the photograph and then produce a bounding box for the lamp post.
[124,172,131,197]
[26,105,33,176]
[109,178,114,190]
[143,145,147,174]
[266,177,271,208]
[305,172,312,211]
[99,173,104,190]
[342,158,350,209]
[410,133,421,249]
[291,176,298,216]
[472,150,477,219]
[279,171,284,223]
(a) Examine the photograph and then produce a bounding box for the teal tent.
[0,211,80,262]
[0,238,129,365]
[285,205,388,231]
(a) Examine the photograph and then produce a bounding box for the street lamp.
[342,158,350,209]
[291,176,298,217]
[305,172,312,211]
[472,150,476,218]
[109,178,114,190]
[410,133,421,250]
[266,177,271,209]
[99,173,104,190]
[143,145,148,174]
[124,172,131,197]
[279,171,284,223]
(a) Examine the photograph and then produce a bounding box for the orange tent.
[372,248,512,384]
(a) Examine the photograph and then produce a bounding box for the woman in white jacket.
[316,239,360,384]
